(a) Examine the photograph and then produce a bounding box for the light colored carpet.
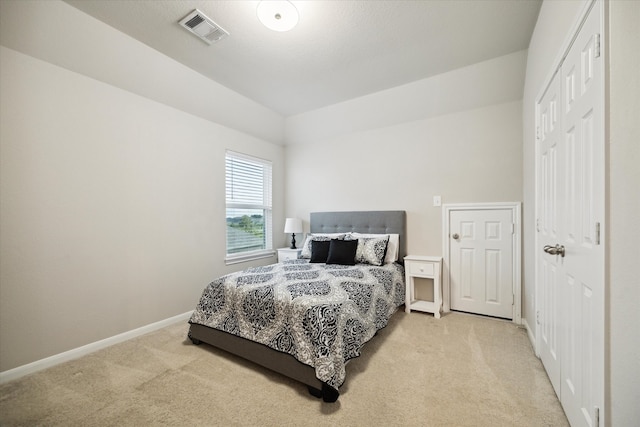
[0,311,568,426]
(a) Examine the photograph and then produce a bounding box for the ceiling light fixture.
[257,1,299,32]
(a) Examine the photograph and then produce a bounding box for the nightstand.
[404,255,443,318]
[277,247,302,262]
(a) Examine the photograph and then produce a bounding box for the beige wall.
[608,1,640,424]
[284,53,524,257]
[0,47,284,371]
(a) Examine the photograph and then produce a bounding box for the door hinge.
[594,406,600,427]
[595,33,601,58]
[536,126,540,140]
[595,222,601,245]
[536,310,540,325]
[536,218,541,233]
[511,223,515,234]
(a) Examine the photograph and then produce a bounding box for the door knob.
[452,233,460,240]
[543,244,565,257]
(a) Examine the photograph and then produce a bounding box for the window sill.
[225,250,276,266]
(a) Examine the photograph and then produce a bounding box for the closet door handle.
[543,244,565,257]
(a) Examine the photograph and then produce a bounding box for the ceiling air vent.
[179,9,229,45]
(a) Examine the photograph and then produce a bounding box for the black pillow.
[326,239,358,265]
[310,240,331,263]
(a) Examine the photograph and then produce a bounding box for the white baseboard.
[522,318,537,353]
[0,311,193,384]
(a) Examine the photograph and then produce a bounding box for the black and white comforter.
[189,259,405,389]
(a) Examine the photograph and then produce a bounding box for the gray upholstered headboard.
[309,211,407,261]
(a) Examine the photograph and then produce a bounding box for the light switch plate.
[433,196,441,207]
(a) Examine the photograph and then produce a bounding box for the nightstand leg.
[405,277,412,313]
[434,275,441,318]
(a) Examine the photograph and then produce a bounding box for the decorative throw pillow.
[326,239,358,265]
[300,233,346,258]
[353,235,389,266]
[347,233,398,264]
[310,240,331,263]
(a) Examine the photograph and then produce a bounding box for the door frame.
[442,202,522,324]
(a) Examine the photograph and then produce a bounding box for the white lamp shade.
[284,218,303,234]
[257,1,299,32]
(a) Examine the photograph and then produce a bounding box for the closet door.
[558,3,604,425]
[537,71,563,397]
[535,2,604,426]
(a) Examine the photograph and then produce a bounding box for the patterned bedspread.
[189,259,405,389]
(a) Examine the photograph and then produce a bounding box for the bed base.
[188,323,339,402]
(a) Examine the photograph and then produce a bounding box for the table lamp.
[284,218,303,249]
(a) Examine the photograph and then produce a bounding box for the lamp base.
[290,233,297,249]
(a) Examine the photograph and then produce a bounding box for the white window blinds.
[225,151,272,258]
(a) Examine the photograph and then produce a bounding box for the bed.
[188,210,407,402]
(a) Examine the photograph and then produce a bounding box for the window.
[225,151,273,263]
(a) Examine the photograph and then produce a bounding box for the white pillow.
[300,233,346,259]
[348,232,400,264]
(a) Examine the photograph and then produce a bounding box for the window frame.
[224,150,274,264]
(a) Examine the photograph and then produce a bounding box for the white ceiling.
[63,0,542,117]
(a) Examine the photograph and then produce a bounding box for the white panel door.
[535,3,604,426]
[449,208,514,319]
[537,70,563,397]
[558,4,604,426]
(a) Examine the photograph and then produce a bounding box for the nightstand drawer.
[277,248,302,262]
[407,261,434,277]
[279,251,299,261]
